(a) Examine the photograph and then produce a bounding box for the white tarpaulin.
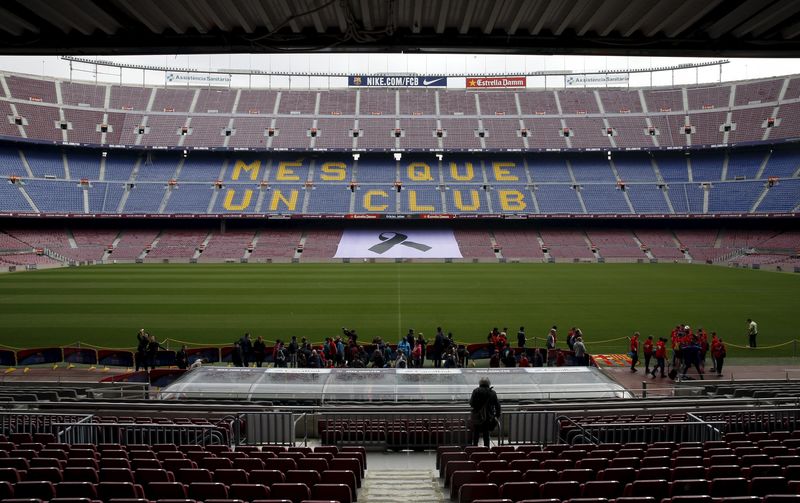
[333,229,463,259]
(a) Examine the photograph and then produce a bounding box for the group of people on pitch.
[628,324,728,380]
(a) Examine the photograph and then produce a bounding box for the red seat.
[0,459,30,471]
[670,496,714,503]
[598,467,636,485]
[163,459,197,473]
[0,468,21,483]
[614,497,656,503]
[0,480,13,500]
[451,470,488,500]
[320,471,357,501]
[764,496,800,503]
[581,480,623,499]
[136,468,173,485]
[498,452,527,463]
[285,470,321,486]
[479,460,510,474]
[200,458,234,471]
[327,459,361,486]
[540,481,581,500]
[749,476,788,496]
[641,457,671,468]
[55,482,98,499]
[176,469,213,484]
[214,469,249,485]
[39,450,69,461]
[312,483,351,503]
[270,482,311,503]
[131,459,162,471]
[624,480,669,499]
[229,483,270,502]
[459,483,500,503]
[100,468,135,483]
[576,458,608,471]
[500,481,538,502]
[637,468,671,481]
[706,466,741,480]
[233,459,265,472]
[445,461,478,487]
[67,459,99,471]
[263,459,298,474]
[746,464,782,478]
[670,479,709,497]
[673,466,704,481]
[148,482,188,500]
[97,482,146,501]
[14,481,56,500]
[559,469,593,483]
[296,458,328,475]
[63,468,99,484]
[709,478,748,497]
[541,459,573,471]
[248,470,285,487]
[488,470,523,487]
[26,467,63,483]
[522,469,559,484]
[610,458,640,469]
[188,482,229,501]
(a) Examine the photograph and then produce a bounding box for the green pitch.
[0,263,797,358]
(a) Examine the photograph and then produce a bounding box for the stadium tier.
[0,144,799,217]
[0,73,799,152]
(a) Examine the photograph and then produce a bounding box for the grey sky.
[0,54,797,89]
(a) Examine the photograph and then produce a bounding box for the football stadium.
[0,1,800,502]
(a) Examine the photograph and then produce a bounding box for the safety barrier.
[0,412,91,436]
[570,419,725,444]
[318,411,473,448]
[503,411,559,444]
[236,411,296,445]
[691,408,800,433]
[53,420,229,445]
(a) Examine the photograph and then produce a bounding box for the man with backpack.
[469,377,501,447]
[433,327,447,368]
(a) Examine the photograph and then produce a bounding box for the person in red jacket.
[650,337,667,378]
[629,332,640,373]
[711,334,726,377]
[709,331,720,372]
[643,335,654,375]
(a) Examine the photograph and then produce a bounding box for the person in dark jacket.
[146,334,166,370]
[239,333,253,367]
[176,344,189,370]
[135,329,149,371]
[253,336,266,367]
[231,341,243,367]
[470,377,501,447]
[433,327,446,368]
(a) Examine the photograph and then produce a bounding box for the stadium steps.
[361,469,446,503]
[751,184,771,213]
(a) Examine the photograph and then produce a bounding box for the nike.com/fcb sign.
[348,75,448,87]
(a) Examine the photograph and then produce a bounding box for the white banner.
[565,73,630,87]
[334,229,463,259]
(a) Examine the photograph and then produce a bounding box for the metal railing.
[573,420,725,444]
[691,408,800,433]
[0,412,91,436]
[504,411,559,445]
[318,411,473,448]
[236,412,295,446]
[557,414,600,445]
[53,421,228,445]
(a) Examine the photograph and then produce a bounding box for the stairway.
[360,469,446,502]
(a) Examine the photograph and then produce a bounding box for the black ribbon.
[368,232,432,254]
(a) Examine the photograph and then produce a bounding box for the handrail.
[557,414,600,445]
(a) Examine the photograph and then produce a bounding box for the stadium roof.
[2,0,800,57]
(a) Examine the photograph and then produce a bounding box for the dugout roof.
[159,366,630,402]
[1,0,800,57]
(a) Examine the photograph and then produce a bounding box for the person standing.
[176,345,189,370]
[573,336,587,366]
[287,336,299,367]
[135,329,149,371]
[433,327,446,368]
[681,335,704,380]
[747,318,758,348]
[469,377,501,448]
[643,335,654,375]
[546,327,557,350]
[231,341,243,367]
[629,332,640,373]
[517,326,526,348]
[253,336,266,367]
[146,334,166,371]
[239,333,253,367]
[416,333,427,367]
[650,337,667,378]
[712,337,727,377]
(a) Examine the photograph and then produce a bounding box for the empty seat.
[540,481,581,500]
[229,483,270,502]
[176,469,213,484]
[764,496,800,503]
[451,470,488,500]
[327,459,361,486]
[296,458,328,474]
[747,464,782,478]
[0,468,21,483]
[479,460,510,474]
[200,458,233,471]
[581,481,623,499]
[638,468,671,481]
[624,480,669,499]
[598,468,636,485]
[270,482,311,503]
[488,470,523,487]
[706,466,741,479]
[500,481,538,502]
[56,482,98,499]
[101,468,135,483]
[641,457,671,468]
[188,482,229,501]
[320,471,356,501]
[233,459,265,472]
[522,470,559,484]
[312,483,351,503]
[0,458,30,471]
[285,470,320,486]
[97,482,145,501]
[670,496,713,503]
[446,461,479,487]
[131,459,162,471]
[749,476,788,496]
[670,479,709,496]
[215,469,249,485]
[14,481,57,500]
[459,483,500,503]
[263,459,298,473]
[610,458,640,469]
[67,459,99,470]
[559,469,593,483]
[248,470,285,487]
[709,478,749,497]
[148,482,188,500]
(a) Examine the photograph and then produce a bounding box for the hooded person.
[469,377,501,447]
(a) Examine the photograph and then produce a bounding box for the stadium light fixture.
[436,154,443,161]
[393,152,402,161]
[352,153,360,160]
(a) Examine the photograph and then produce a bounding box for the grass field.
[0,263,797,357]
